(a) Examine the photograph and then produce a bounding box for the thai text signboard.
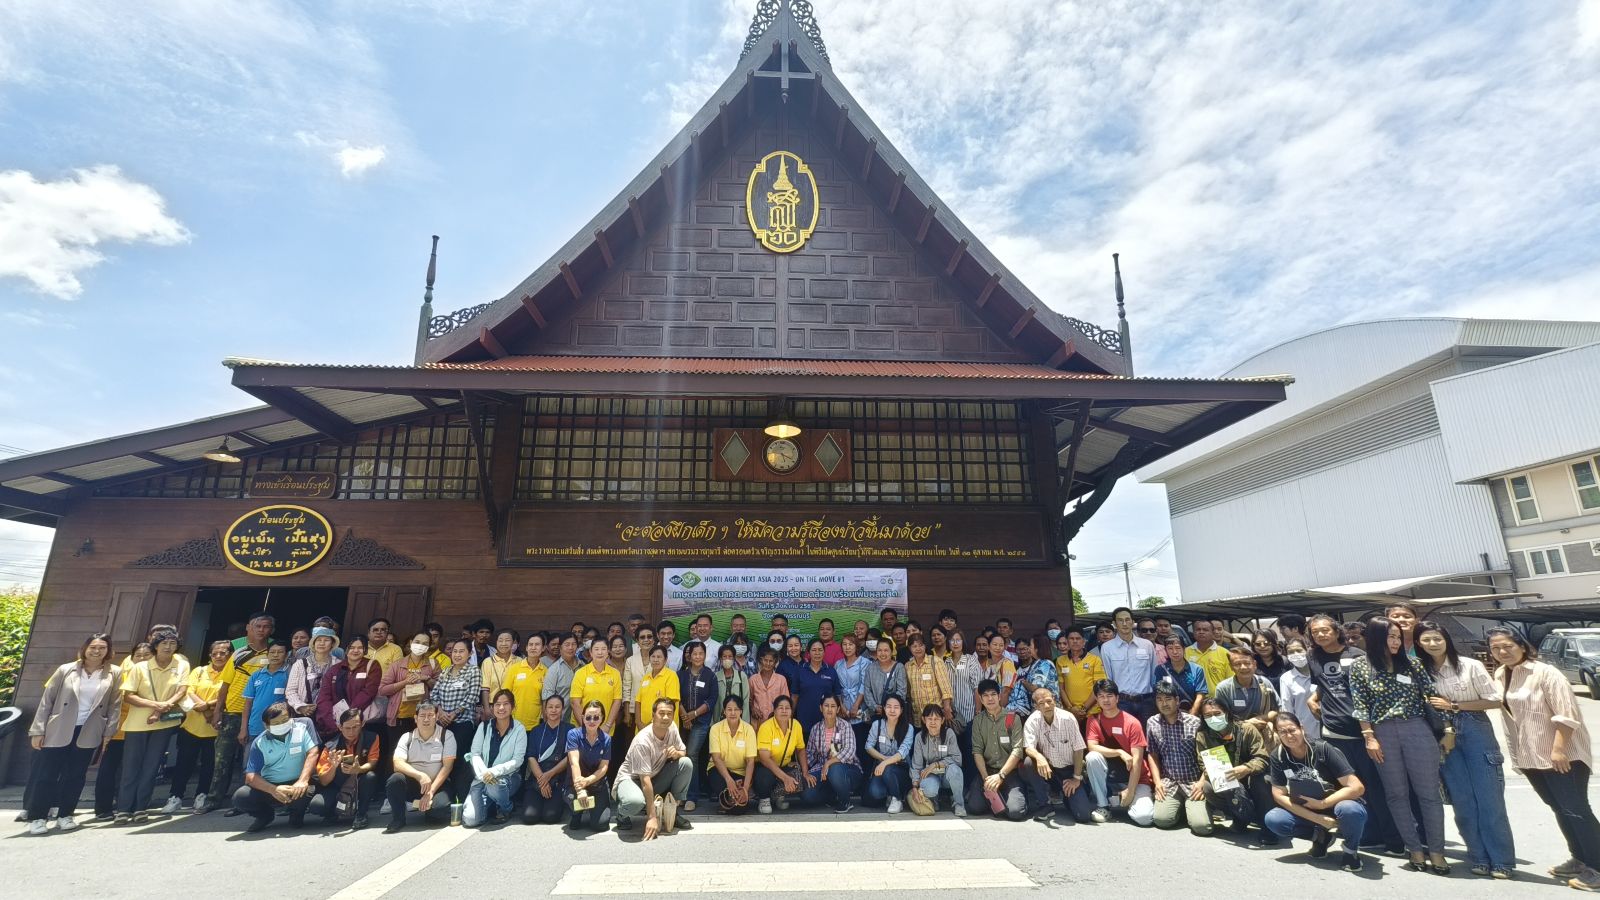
[503,504,1049,567]
[224,504,333,576]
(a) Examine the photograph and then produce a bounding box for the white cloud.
[295,132,387,178]
[0,165,189,299]
[1580,0,1600,53]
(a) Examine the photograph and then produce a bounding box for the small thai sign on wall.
[248,470,337,499]
[224,504,333,576]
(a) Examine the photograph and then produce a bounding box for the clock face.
[764,438,801,474]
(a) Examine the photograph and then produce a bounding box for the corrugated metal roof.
[56,457,163,480]
[3,476,72,494]
[223,355,1292,385]
[241,421,319,443]
[1433,341,1600,482]
[298,388,429,424]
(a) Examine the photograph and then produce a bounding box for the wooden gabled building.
[0,0,1287,778]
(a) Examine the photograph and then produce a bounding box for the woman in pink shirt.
[749,646,790,728]
[1489,627,1600,890]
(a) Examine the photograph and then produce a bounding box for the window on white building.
[1572,459,1600,513]
[1507,474,1540,523]
[1524,546,1566,577]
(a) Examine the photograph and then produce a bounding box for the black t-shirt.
[1308,646,1364,739]
[1268,740,1355,800]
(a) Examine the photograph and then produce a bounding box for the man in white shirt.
[656,622,684,671]
[1098,607,1157,723]
[615,698,694,839]
[1021,686,1093,824]
[689,614,721,664]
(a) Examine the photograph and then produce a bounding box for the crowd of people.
[20,602,1600,888]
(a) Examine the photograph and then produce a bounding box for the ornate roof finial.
[415,235,440,363]
[1113,252,1133,371]
[741,0,829,64]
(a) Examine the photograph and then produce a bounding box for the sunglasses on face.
[583,715,603,722]
[1137,628,1156,634]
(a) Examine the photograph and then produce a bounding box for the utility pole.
[1123,561,1133,607]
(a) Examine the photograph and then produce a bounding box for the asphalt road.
[2,698,1598,899]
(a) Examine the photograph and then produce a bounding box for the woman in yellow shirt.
[117,626,189,823]
[753,695,813,813]
[479,628,522,709]
[635,646,682,723]
[503,634,548,731]
[164,639,230,814]
[708,695,758,811]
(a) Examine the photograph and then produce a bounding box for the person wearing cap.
[287,626,340,736]
[232,701,319,833]
[968,678,1031,821]
[1144,681,1209,835]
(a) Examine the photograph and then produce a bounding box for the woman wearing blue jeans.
[678,642,715,810]
[804,695,862,811]
[1416,623,1515,878]
[863,695,914,812]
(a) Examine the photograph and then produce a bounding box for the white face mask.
[1286,652,1309,669]
[866,640,879,651]
[768,640,783,650]
[410,642,429,657]
[1204,716,1228,733]
[267,721,294,737]
[722,658,734,669]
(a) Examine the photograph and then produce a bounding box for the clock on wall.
[763,437,802,474]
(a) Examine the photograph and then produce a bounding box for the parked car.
[1538,628,1600,694]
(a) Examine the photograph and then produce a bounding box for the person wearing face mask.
[1194,697,1274,842]
[1043,621,1064,662]
[714,644,751,724]
[232,702,319,833]
[380,632,442,781]
[1278,638,1319,741]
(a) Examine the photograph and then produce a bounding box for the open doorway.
[189,586,350,655]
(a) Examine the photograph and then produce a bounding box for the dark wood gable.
[503,109,1031,363]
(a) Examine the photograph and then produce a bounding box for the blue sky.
[3,0,1599,607]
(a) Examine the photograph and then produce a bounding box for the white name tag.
[515,673,527,681]
[423,753,440,763]
[1136,650,1151,660]
[921,673,932,681]
[771,738,782,746]
[999,736,1011,745]
[735,740,746,748]
[937,744,948,753]
[1340,658,1355,668]
[289,747,304,756]
[1111,727,1123,735]
[1396,675,1412,685]
[1233,700,1246,707]
[355,672,368,679]
[642,679,651,688]
[586,677,596,685]
[695,680,706,688]
[273,688,284,695]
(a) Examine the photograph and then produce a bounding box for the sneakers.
[193,793,209,813]
[886,798,904,814]
[113,813,132,825]
[834,801,854,814]
[758,798,774,814]
[1554,859,1588,878]
[953,804,968,818]
[1492,869,1513,880]
[55,816,78,833]
[352,815,368,831]
[683,800,696,812]
[1090,807,1110,824]
[775,791,790,812]
[659,793,678,835]
[1340,853,1363,873]
[1309,826,1333,858]
[1571,867,1600,892]
[26,819,48,836]
[131,811,149,824]
[161,797,183,815]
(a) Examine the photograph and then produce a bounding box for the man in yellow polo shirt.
[569,637,623,735]
[211,613,274,809]
[365,618,403,670]
[504,634,549,731]
[1183,620,1233,693]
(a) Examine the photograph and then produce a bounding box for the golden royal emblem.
[746,150,819,253]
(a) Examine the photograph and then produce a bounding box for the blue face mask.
[1046,628,1061,640]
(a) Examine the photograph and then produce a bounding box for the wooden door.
[346,585,433,638]
[104,583,198,648]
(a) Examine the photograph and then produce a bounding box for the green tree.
[0,586,37,705]
[1072,587,1088,616]
[1137,595,1166,610]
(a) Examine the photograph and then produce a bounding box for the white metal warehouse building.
[1136,318,1600,605]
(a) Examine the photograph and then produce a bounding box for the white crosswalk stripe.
[551,859,1036,894]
